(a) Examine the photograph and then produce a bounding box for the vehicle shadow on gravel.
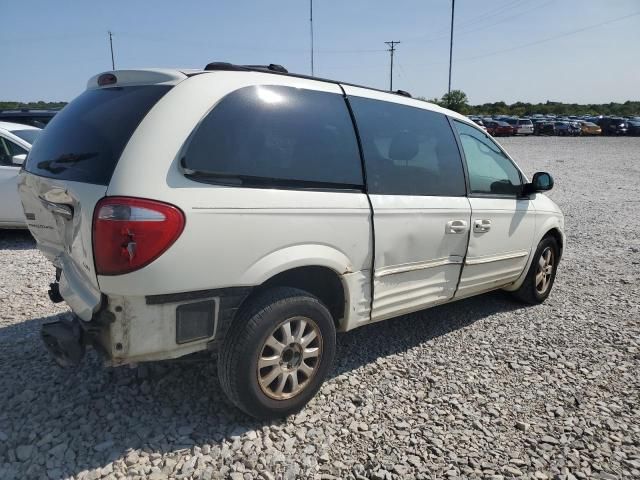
[332,290,524,377]
[0,229,35,250]
[0,291,525,478]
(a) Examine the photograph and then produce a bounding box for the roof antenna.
[108,31,115,70]
[310,0,315,76]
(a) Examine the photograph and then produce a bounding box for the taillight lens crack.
[93,197,185,276]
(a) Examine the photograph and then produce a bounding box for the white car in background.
[0,121,40,227]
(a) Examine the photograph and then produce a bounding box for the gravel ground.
[1,137,639,480]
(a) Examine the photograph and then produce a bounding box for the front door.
[345,89,471,322]
[452,120,535,298]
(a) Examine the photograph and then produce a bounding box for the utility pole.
[310,0,314,76]
[447,0,455,103]
[384,40,401,91]
[108,31,115,70]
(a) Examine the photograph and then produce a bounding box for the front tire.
[218,287,336,419]
[512,236,560,304]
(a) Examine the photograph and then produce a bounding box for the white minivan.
[19,64,564,419]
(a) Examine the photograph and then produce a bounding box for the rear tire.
[218,287,336,419]
[512,236,559,304]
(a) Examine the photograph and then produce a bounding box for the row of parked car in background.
[468,114,640,137]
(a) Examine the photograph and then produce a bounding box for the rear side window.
[182,85,363,189]
[25,86,171,185]
[349,96,466,196]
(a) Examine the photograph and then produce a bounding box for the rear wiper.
[37,152,98,173]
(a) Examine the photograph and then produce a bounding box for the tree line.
[420,90,639,117]
[0,100,67,111]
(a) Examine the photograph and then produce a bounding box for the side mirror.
[12,154,27,166]
[524,171,554,195]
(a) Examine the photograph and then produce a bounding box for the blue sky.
[2,0,639,104]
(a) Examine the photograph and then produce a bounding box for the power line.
[450,0,554,39]
[396,60,408,81]
[458,10,640,63]
[447,0,455,98]
[375,8,640,94]
[403,0,528,44]
[384,40,401,91]
[453,0,528,31]
[108,31,115,70]
[113,31,385,55]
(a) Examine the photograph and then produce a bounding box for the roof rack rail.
[244,64,288,73]
[201,62,415,101]
[204,62,288,73]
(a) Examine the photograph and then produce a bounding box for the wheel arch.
[237,245,358,328]
[542,227,564,259]
[255,266,347,327]
[504,217,565,292]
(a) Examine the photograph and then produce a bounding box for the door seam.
[453,197,473,295]
[339,84,375,322]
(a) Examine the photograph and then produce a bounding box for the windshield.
[11,129,40,145]
[24,85,171,185]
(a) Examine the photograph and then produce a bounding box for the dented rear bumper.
[42,286,251,367]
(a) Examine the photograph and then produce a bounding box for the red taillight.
[93,197,185,276]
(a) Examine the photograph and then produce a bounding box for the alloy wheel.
[257,316,322,400]
[535,247,555,294]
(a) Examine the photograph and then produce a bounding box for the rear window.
[181,85,363,189]
[24,86,170,185]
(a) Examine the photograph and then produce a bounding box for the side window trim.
[446,116,470,196]
[341,90,371,195]
[451,119,526,198]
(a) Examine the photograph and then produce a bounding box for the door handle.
[474,219,491,233]
[445,220,468,234]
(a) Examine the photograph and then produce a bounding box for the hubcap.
[535,247,555,294]
[257,316,322,400]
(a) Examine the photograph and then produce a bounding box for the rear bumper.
[58,258,102,321]
[44,286,251,367]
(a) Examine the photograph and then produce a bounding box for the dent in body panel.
[371,265,460,322]
[340,270,372,331]
[368,196,471,322]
